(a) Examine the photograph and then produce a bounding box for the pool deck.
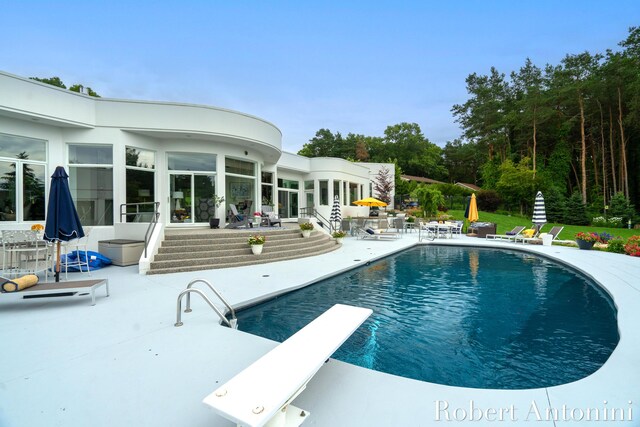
[1,232,639,426]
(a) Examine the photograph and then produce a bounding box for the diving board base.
[262,404,308,427]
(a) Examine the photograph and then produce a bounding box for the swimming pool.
[237,246,619,389]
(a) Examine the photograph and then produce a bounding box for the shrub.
[591,216,607,227]
[332,230,347,238]
[624,235,640,257]
[607,217,623,228]
[476,190,501,212]
[606,238,626,254]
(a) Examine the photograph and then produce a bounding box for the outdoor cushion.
[522,229,535,238]
[365,228,376,235]
[1,275,39,292]
[506,231,516,235]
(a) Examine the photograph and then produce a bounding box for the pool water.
[237,246,619,389]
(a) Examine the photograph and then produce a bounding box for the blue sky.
[1,1,639,152]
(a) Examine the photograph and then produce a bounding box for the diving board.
[203,303,373,427]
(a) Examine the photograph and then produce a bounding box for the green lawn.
[447,210,640,241]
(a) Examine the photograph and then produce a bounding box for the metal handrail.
[174,279,238,329]
[299,207,338,234]
[119,202,160,258]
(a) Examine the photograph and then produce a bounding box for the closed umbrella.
[532,191,547,227]
[467,193,479,223]
[329,195,342,230]
[44,166,85,282]
[352,197,387,207]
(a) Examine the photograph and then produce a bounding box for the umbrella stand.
[55,241,61,282]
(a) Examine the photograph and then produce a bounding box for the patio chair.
[516,226,564,244]
[225,203,253,229]
[355,226,401,240]
[60,227,92,279]
[485,225,526,241]
[513,224,545,244]
[1,276,109,305]
[261,205,281,227]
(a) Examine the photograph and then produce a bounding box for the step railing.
[174,279,238,329]
[299,207,338,234]
[119,201,160,258]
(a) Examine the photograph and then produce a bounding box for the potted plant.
[248,234,266,255]
[299,222,314,238]
[253,211,263,226]
[332,230,347,244]
[575,232,598,250]
[209,195,225,229]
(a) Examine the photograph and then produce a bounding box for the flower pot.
[251,244,263,255]
[576,239,594,250]
[335,237,344,244]
[209,218,220,229]
[302,230,311,238]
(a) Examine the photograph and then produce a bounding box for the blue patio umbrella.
[44,166,85,282]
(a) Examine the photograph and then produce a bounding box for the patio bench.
[0,278,109,306]
[203,303,372,427]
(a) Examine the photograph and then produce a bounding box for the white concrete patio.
[1,232,639,426]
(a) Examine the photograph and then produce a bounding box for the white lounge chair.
[486,226,526,241]
[0,277,109,306]
[355,226,401,240]
[203,304,372,427]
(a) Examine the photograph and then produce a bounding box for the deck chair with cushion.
[485,225,526,241]
[355,226,401,240]
[513,224,544,243]
[516,226,564,244]
[260,205,281,227]
[225,203,253,229]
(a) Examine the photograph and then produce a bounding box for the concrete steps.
[147,228,340,274]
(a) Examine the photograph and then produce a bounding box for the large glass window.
[168,153,216,171]
[0,133,47,223]
[68,144,113,226]
[226,157,256,219]
[350,182,358,205]
[125,147,156,222]
[277,178,299,190]
[261,172,274,205]
[225,158,255,176]
[319,180,329,206]
[333,180,341,203]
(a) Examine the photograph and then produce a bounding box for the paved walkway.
[1,233,639,426]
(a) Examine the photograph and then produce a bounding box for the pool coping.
[0,234,638,426]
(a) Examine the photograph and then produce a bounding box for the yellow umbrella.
[467,193,479,222]
[353,197,388,207]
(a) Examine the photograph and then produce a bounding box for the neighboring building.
[0,71,392,246]
[399,174,445,185]
[455,182,481,192]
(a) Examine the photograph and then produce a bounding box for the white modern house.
[0,71,394,248]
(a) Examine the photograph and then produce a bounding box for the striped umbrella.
[330,195,342,229]
[532,191,547,226]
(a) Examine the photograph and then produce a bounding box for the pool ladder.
[175,279,238,329]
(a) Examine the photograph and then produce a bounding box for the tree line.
[298,27,640,220]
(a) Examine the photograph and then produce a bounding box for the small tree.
[412,185,445,218]
[565,192,590,225]
[373,166,394,205]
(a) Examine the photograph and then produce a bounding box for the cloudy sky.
[2,0,638,152]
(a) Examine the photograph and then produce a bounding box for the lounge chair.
[225,203,253,229]
[355,226,401,240]
[513,224,544,243]
[516,226,564,244]
[260,206,281,227]
[0,276,109,305]
[485,226,526,241]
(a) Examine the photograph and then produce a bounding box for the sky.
[1,1,639,153]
